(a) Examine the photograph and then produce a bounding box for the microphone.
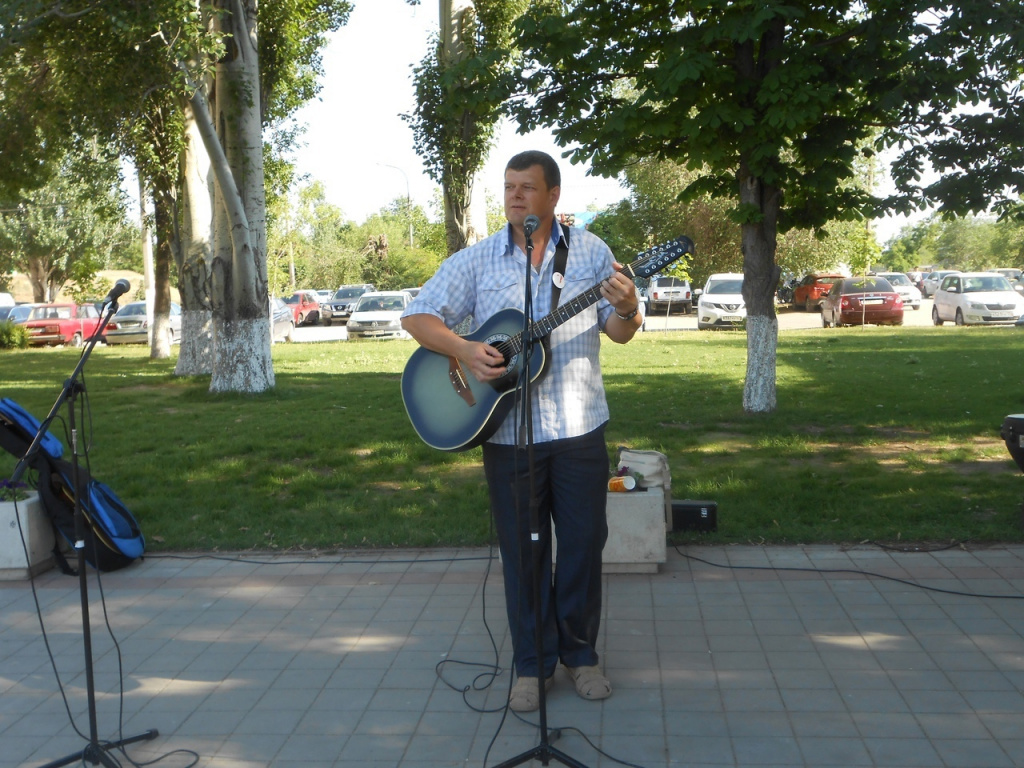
[523,215,540,236]
[103,279,131,305]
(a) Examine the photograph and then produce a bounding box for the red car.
[821,277,904,327]
[282,290,321,326]
[793,273,845,311]
[22,303,103,347]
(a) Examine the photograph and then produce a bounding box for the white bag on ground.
[616,448,670,490]
[615,448,672,526]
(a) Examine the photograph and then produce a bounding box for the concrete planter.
[553,487,668,574]
[0,492,55,580]
[599,487,668,573]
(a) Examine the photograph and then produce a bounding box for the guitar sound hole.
[484,331,518,375]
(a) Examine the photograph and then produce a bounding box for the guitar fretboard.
[493,236,692,360]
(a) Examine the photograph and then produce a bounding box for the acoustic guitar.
[401,235,695,452]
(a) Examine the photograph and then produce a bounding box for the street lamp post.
[378,163,414,248]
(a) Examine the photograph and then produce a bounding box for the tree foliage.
[404,0,529,254]
[883,214,1024,272]
[267,180,447,295]
[0,140,133,301]
[516,1,1024,229]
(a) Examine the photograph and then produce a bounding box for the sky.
[290,0,918,242]
[289,0,625,225]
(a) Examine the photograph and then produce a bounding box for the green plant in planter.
[0,479,30,502]
[0,320,29,349]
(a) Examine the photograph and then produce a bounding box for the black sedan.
[821,277,904,327]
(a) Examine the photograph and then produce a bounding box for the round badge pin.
[552,272,565,289]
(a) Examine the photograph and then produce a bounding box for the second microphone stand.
[495,221,587,768]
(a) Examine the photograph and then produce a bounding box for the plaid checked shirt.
[402,222,621,446]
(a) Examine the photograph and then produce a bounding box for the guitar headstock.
[626,236,696,279]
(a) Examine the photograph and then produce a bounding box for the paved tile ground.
[3,545,1024,767]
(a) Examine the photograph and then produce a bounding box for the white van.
[0,293,14,307]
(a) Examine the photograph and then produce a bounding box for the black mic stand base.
[38,728,160,768]
[493,740,590,768]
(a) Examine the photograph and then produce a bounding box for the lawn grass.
[2,325,1022,551]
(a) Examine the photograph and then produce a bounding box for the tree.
[405,0,528,255]
[0,141,131,302]
[0,1,221,362]
[514,0,1024,412]
[883,213,1024,271]
[0,0,349,383]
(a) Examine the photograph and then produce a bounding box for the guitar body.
[401,307,548,452]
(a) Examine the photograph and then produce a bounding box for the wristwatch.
[615,304,640,321]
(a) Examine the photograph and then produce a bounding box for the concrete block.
[601,488,667,573]
[0,493,55,580]
[553,487,667,574]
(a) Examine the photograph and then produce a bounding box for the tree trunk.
[442,174,484,254]
[205,0,273,393]
[439,0,487,255]
[175,104,215,376]
[739,167,782,413]
[27,256,59,302]
[27,257,48,302]
[150,174,175,359]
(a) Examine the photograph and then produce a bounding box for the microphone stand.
[11,297,158,768]
[495,222,587,768]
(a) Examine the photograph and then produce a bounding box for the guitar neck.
[508,266,637,355]
[500,235,693,358]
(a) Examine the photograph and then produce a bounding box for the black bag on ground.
[0,397,145,573]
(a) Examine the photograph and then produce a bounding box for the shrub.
[0,320,29,349]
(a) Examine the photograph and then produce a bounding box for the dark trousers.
[482,426,609,678]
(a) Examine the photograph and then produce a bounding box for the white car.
[345,290,412,340]
[921,269,960,297]
[874,272,922,310]
[696,273,746,330]
[932,272,1024,326]
[646,275,692,314]
[105,301,182,345]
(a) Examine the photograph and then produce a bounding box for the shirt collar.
[504,219,564,256]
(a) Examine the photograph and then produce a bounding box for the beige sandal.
[509,675,554,712]
[566,665,612,700]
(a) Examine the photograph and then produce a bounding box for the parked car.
[282,290,321,326]
[270,297,294,342]
[0,305,32,323]
[645,275,692,314]
[931,272,1024,326]
[0,292,14,307]
[873,272,922,310]
[696,273,745,330]
[921,270,960,297]
[105,301,182,345]
[793,273,844,311]
[22,303,103,347]
[345,291,412,340]
[821,276,904,327]
[322,284,375,326]
[401,286,421,299]
[993,268,1022,283]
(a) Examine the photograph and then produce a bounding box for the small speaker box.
[671,500,717,532]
